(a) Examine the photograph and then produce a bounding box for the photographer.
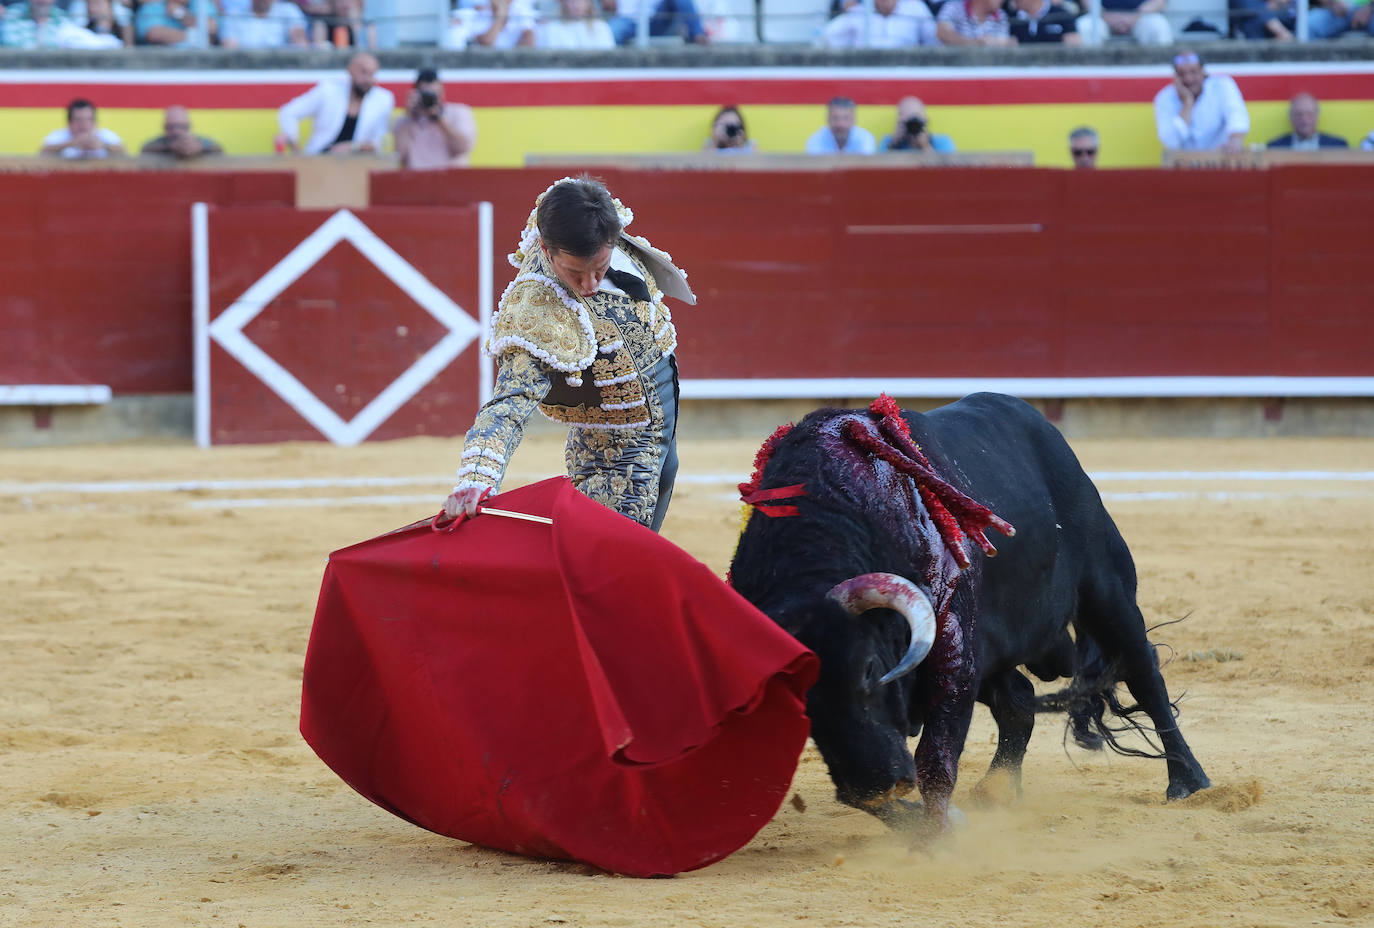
[701,105,755,154]
[392,68,477,170]
[878,96,956,153]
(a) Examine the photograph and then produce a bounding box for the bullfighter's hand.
[444,485,492,520]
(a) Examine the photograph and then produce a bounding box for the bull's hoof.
[1166,770,1212,800]
[875,799,968,837]
[969,769,1020,807]
[874,798,925,831]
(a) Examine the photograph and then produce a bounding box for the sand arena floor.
[2,432,1372,928]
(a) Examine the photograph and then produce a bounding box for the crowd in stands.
[33,51,1374,169]
[4,0,1374,48]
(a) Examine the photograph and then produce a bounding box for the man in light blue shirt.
[1153,51,1249,153]
[805,97,877,155]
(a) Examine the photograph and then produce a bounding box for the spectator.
[805,97,876,155]
[39,98,126,159]
[936,0,1013,45]
[1229,0,1295,39]
[220,0,308,47]
[1154,51,1249,154]
[311,0,375,46]
[447,0,536,46]
[134,0,217,46]
[1306,0,1373,38]
[275,52,395,156]
[1069,126,1098,168]
[60,0,132,46]
[820,0,936,47]
[1076,0,1170,45]
[1362,130,1374,151]
[701,104,756,153]
[878,96,956,152]
[1,0,71,47]
[1266,93,1348,150]
[1009,0,1080,43]
[141,105,225,159]
[603,0,708,44]
[537,0,616,47]
[392,68,478,170]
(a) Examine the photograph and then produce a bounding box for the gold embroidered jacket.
[454,226,693,497]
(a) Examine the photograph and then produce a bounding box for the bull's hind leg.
[1079,579,1211,800]
[970,669,1035,806]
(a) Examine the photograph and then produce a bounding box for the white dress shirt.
[277,75,396,155]
[1154,74,1250,151]
[820,3,935,47]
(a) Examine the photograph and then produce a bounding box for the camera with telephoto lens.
[724,123,742,139]
[418,89,440,110]
[905,115,926,136]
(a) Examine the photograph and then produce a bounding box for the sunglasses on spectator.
[1072,147,1097,156]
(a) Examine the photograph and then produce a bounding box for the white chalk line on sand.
[4,471,1374,511]
[5,470,1374,496]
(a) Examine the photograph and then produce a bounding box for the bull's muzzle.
[827,573,937,685]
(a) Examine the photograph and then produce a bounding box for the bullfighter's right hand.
[444,485,492,520]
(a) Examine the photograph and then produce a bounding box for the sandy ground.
[2,431,1373,928]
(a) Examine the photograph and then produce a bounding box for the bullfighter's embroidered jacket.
[453,186,694,527]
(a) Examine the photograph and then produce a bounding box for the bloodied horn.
[827,573,936,685]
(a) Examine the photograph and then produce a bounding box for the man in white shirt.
[39,98,125,159]
[1153,51,1249,153]
[220,0,307,48]
[804,97,877,155]
[446,0,536,47]
[820,0,935,47]
[275,52,395,156]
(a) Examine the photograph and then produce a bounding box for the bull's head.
[794,572,937,812]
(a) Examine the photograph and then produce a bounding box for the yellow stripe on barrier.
[3,101,1370,168]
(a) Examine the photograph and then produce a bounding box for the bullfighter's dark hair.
[537,176,621,259]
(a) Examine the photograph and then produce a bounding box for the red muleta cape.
[299,477,818,877]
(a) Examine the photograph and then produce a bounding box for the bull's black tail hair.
[1032,622,1191,763]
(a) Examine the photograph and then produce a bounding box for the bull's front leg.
[910,612,977,841]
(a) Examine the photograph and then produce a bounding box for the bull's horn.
[827,573,937,685]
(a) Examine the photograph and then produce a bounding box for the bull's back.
[914,394,1133,666]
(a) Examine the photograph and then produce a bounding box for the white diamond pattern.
[208,209,479,446]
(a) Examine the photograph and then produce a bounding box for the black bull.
[728,393,1210,835]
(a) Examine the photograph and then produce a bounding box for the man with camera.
[392,69,477,170]
[878,96,956,153]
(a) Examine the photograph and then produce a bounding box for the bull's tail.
[1033,636,1178,761]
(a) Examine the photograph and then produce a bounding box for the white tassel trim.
[565,375,583,387]
[598,340,622,354]
[456,463,505,481]
[460,447,507,464]
[602,399,647,411]
[485,272,598,371]
[594,372,638,387]
[453,478,496,494]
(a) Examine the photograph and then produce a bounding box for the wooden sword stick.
[477,506,554,525]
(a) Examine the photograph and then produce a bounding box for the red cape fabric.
[299,477,818,877]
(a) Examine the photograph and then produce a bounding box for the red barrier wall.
[0,171,294,393]
[3,166,1373,397]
